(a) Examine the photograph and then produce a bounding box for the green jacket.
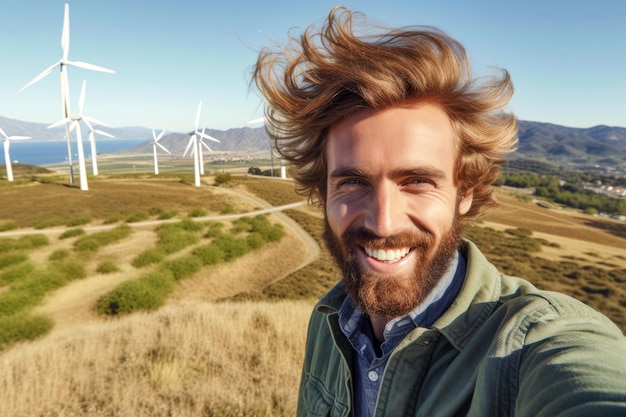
[298,240,626,416]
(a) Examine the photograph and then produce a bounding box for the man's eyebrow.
[329,168,370,180]
[329,167,448,181]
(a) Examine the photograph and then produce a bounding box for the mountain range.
[1,115,624,171]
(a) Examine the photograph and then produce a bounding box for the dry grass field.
[0,169,625,416]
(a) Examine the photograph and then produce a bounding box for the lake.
[1,139,146,166]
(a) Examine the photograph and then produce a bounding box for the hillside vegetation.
[0,172,624,416]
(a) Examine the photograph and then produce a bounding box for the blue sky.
[0,0,624,134]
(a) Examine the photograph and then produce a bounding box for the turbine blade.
[246,117,265,124]
[16,62,60,93]
[67,60,116,74]
[0,128,7,139]
[152,128,157,141]
[194,101,202,130]
[156,130,166,141]
[9,136,31,140]
[157,142,171,154]
[61,3,70,61]
[198,132,220,143]
[94,129,114,138]
[183,136,195,157]
[201,141,212,152]
[82,117,95,132]
[78,80,87,114]
[84,116,108,127]
[47,118,71,129]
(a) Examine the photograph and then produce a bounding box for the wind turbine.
[197,123,220,175]
[151,129,170,175]
[183,101,219,187]
[73,80,114,176]
[47,81,93,190]
[17,2,115,185]
[0,128,31,182]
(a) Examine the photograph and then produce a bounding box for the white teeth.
[364,247,410,262]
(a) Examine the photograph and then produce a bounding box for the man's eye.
[405,178,434,189]
[338,178,365,188]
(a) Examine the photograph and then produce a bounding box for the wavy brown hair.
[253,6,518,220]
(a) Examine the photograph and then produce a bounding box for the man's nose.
[363,184,404,238]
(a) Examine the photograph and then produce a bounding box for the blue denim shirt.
[338,251,467,417]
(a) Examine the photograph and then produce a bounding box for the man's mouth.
[363,247,411,263]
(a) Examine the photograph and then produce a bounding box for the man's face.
[323,102,473,318]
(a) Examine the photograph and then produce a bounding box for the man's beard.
[323,217,463,318]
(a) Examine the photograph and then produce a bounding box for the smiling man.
[253,7,626,417]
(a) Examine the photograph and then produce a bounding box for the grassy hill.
[0,171,624,416]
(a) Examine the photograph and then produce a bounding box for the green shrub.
[213,235,249,261]
[157,210,177,220]
[188,208,207,218]
[162,255,203,281]
[157,222,200,254]
[0,234,49,252]
[66,215,92,227]
[96,261,120,274]
[0,313,54,349]
[59,228,86,239]
[48,259,86,282]
[0,261,36,285]
[0,253,28,270]
[191,244,225,265]
[149,207,165,216]
[103,214,123,224]
[96,269,175,316]
[74,224,132,252]
[48,249,70,261]
[132,248,165,268]
[205,222,225,238]
[0,222,18,232]
[0,289,37,316]
[34,218,63,229]
[125,212,149,223]
[214,172,232,185]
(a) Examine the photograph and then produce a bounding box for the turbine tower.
[151,129,170,175]
[17,2,115,186]
[197,123,220,175]
[0,128,31,182]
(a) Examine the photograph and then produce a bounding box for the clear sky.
[1,0,624,133]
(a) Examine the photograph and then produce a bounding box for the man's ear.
[458,189,474,216]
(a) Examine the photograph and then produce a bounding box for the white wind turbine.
[17,2,115,186]
[151,129,170,175]
[196,123,221,175]
[183,101,219,187]
[0,128,31,182]
[47,81,93,190]
[75,80,114,176]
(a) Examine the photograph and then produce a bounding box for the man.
[253,7,626,417]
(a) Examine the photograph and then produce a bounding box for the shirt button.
[368,371,379,382]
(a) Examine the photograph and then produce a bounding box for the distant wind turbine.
[0,128,31,182]
[47,81,94,190]
[17,2,115,186]
[151,129,170,175]
[183,102,219,187]
[197,123,221,175]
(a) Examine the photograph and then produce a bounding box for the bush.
[96,270,175,316]
[157,222,201,254]
[162,255,203,281]
[214,172,232,185]
[96,261,120,274]
[0,313,54,349]
[188,208,207,218]
[125,212,149,223]
[213,235,249,261]
[59,228,86,239]
[66,215,92,227]
[0,222,18,232]
[48,249,70,261]
[0,253,28,270]
[0,261,36,285]
[132,248,165,268]
[191,244,225,265]
[74,224,132,252]
[0,234,49,253]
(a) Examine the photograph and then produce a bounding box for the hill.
[2,114,625,169]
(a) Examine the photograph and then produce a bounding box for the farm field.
[0,170,625,416]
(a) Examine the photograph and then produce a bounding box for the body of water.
[1,139,146,166]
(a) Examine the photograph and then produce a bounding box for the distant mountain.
[1,114,624,170]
